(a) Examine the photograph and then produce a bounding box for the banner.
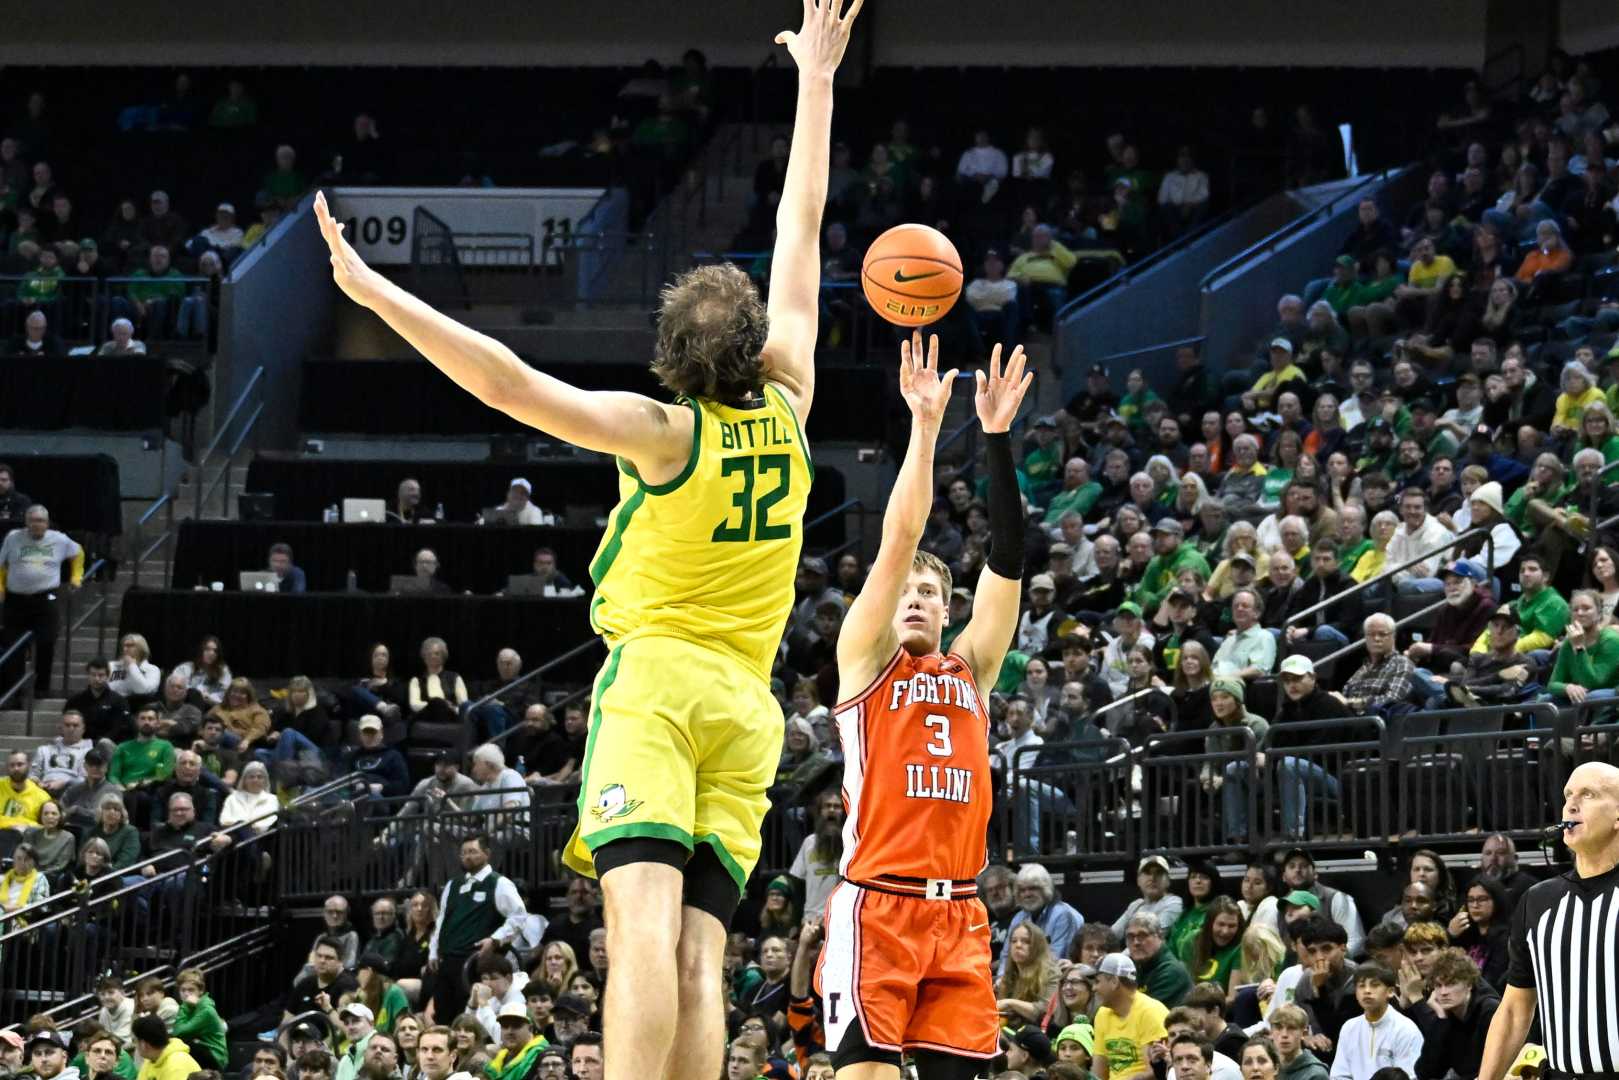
[328,186,607,265]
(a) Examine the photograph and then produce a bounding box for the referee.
[0,505,83,696]
[1480,761,1619,1079]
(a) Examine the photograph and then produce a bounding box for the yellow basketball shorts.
[562,635,780,892]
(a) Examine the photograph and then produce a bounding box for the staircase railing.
[59,558,110,692]
[0,631,36,734]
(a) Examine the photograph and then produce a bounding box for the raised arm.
[760,0,865,423]
[314,192,691,478]
[953,345,1034,690]
[837,332,955,692]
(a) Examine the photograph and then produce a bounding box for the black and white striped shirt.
[1507,861,1619,1075]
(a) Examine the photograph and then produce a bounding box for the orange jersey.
[834,649,992,886]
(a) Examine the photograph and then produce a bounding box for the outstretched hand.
[313,190,385,308]
[775,0,865,76]
[898,331,956,427]
[975,343,1033,433]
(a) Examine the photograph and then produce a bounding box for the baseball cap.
[1139,854,1170,874]
[1489,604,1516,624]
[356,951,389,971]
[553,993,592,1018]
[1367,417,1393,434]
[1149,518,1184,536]
[1113,601,1143,619]
[1279,655,1315,677]
[27,1032,68,1053]
[1167,588,1196,606]
[1281,889,1322,912]
[217,202,236,214]
[1270,337,1294,354]
[1509,1045,1547,1076]
[1049,542,1073,556]
[509,477,532,493]
[1029,573,1056,592]
[1441,560,1485,581]
[814,588,847,613]
[339,1003,375,1023]
[1469,422,1494,441]
[358,715,383,733]
[1054,1023,1094,1053]
[1281,845,1316,867]
[801,556,828,576]
[496,1002,532,1024]
[1407,397,1436,414]
[0,1031,24,1053]
[287,1023,323,1043]
[1088,363,1107,377]
[1012,1028,1053,1064]
[984,247,1004,261]
[1097,952,1137,979]
[1230,551,1257,568]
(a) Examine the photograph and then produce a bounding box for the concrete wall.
[1560,0,1619,55]
[8,0,1490,68]
[217,193,335,451]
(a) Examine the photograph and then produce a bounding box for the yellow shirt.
[1250,364,1305,396]
[589,386,812,681]
[1095,993,1168,1078]
[0,778,48,830]
[1350,546,1388,584]
[1553,385,1604,430]
[1407,255,1457,289]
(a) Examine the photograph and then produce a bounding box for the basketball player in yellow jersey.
[315,5,864,1077]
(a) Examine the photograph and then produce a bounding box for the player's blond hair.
[913,550,954,598]
[653,263,768,406]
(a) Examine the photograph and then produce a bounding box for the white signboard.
[329,186,607,265]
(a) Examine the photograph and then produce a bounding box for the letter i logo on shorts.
[590,783,643,821]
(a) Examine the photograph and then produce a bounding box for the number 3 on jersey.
[924,713,951,757]
[712,454,792,542]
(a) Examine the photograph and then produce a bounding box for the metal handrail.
[192,366,266,525]
[1096,335,1209,368]
[1085,684,1178,736]
[61,558,109,687]
[1055,199,1254,322]
[469,636,607,716]
[0,631,35,732]
[1198,167,1402,291]
[1283,527,1491,627]
[0,772,368,931]
[805,497,861,535]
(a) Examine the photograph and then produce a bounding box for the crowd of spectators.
[6,53,1619,1080]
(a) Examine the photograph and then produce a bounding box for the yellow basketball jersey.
[588,384,812,681]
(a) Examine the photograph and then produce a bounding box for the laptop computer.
[505,574,551,596]
[389,574,434,594]
[343,498,388,523]
[239,571,281,593]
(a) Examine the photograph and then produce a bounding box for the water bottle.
[1064,829,1079,855]
[323,503,338,523]
[346,569,358,592]
[434,502,445,522]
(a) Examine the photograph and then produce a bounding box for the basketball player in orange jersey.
[818,331,1031,1079]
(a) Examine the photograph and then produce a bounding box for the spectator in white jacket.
[965,249,1019,348]
[470,953,529,1043]
[108,634,162,701]
[1388,488,1456,594]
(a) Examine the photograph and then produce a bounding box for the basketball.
[860,223,963,327]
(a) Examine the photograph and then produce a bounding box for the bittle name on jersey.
[904,763,974,803]
[887,671,979,713]
[718,416,794,450]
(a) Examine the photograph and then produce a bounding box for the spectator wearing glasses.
[1333,614,1416,718]
[1002,863,1085,975]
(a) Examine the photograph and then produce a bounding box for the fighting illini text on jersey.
[835,648,992,890]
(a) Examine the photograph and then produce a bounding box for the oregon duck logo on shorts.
[590,783,643,821]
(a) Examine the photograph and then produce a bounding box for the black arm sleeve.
[984,433,1025,582]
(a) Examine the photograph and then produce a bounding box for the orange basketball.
[860,223,963,327]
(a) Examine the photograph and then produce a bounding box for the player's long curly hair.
[652,263,768,406]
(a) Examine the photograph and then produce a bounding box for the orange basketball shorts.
[815,880,999,1060]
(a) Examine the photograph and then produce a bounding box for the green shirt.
[17,265,63,302]
[1167,904,1207,968]
[1118,389,1163,435]
[109,737,175,787]
[1422,429,1459,464]
[1139,948,1193,1008]
[1338,538,1373,577]
[1020,440,1065,497]
[173,993,228,1067]
[485,1035,549,1080]
[1517,585,1572,646]
[1506,478,1575,536]
[1547,626,1619,696]
[127,268,187,303]
[1322,280,1360,316]
[1132,544,1212,611]
[1045,482,1101,524]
